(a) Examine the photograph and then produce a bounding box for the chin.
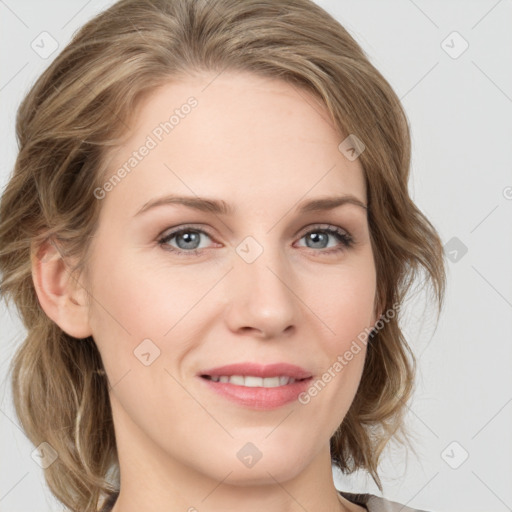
[201,446,309,486]
[224,464,306,487]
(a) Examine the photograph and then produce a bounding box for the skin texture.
[32,71,381,512]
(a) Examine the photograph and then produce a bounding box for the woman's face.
[83,71,379,487]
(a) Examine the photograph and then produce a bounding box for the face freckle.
[85,70,378,497]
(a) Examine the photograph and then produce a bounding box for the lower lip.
[198,376,313,409]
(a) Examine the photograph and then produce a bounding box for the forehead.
[99,71,366,218]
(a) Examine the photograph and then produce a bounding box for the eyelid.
[157,222,355,256]
[158,222,351,238]
[159,222,351,239]
[159,223,214,240]
[296,222,350,237]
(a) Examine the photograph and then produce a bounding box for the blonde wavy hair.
[0,0,446,510]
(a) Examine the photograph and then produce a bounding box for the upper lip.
[198,362,312,380]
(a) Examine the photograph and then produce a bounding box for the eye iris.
[176,231,200,250]
[307,232,328,249]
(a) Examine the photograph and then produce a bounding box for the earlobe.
[31,238,92,339]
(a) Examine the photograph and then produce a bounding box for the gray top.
[339,490,431,512]
[99,490,431,511]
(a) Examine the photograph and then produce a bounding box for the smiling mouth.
[200,375,311,387]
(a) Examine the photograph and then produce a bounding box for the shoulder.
[339,490,433,512]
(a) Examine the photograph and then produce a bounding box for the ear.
[31,237,92,339]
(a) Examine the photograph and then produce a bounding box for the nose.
[224,241,299,339]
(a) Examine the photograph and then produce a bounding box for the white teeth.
[244,376,264,387]
[262,376,282,387]
[229,375,245,386]
[208,375,297,387]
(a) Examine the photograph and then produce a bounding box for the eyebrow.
[133,194,367,218]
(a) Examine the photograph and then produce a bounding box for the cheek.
[86,249,222,395]
[88,252,201,340]
[86,255,200,428]
[299,259,375,408]
[307,257,377,344]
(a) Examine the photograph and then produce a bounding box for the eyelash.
[157,224,354,257]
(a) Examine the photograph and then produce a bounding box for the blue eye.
[297,226,353,253]
[158,224,353,257]
[160,229,207,252]
[158,226,212,256]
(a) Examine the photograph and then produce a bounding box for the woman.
[0,0,445,511]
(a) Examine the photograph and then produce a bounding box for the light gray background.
[1,1,511,511]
